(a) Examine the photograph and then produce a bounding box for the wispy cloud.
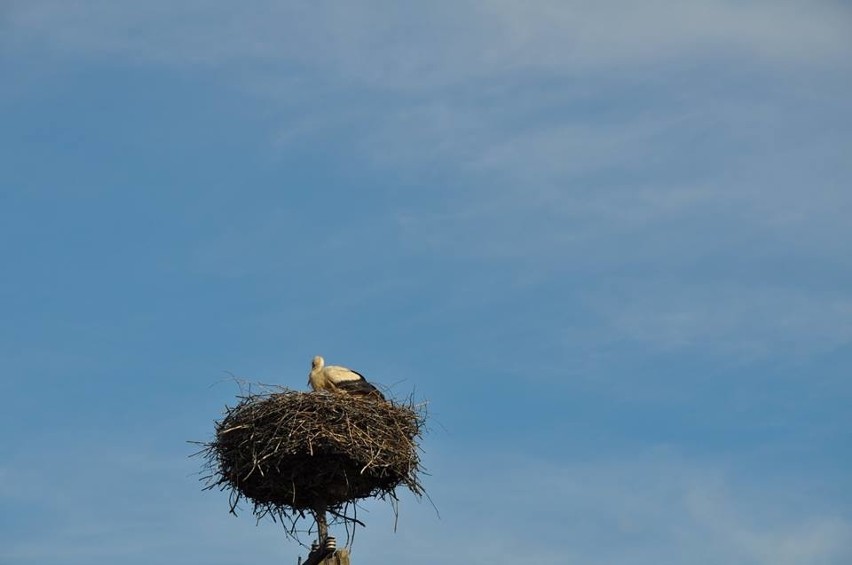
[584,281,852,358]
[3,442,848,565]
[440,449,850,564]
[3,6,849,565]
[6,1,851,79]
[6,1,850,365]
[0,440,285,565]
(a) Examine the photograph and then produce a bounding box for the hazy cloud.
[3,443,849,565]
[6,1,851,81]
[5,1,850,358]
[585,281,852,357]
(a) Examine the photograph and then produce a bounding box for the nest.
[197,387,426,538]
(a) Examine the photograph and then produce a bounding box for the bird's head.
[311,355,325,370]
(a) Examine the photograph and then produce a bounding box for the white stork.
[308,355,385,400]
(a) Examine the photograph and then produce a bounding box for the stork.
[308,355,385,400]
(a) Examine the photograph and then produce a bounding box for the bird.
[308,355,385,400]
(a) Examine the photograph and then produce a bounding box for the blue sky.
[2,1,851,563]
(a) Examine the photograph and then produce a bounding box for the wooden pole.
[300,503,350,565]
[314,504,329,548]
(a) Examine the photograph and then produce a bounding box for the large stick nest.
[198,387,426,535]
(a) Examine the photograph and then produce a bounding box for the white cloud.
[480,0,852,70]
[6,1,851,84]
[581,281,852,358]
[684,485,851,565]
[0,441,286,565]
[5,0,850,365]
[2,436,849,565]
[352,448,852,565]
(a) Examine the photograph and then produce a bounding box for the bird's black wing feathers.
[336,378,385,400]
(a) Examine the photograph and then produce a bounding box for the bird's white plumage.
[308,355,385,399]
